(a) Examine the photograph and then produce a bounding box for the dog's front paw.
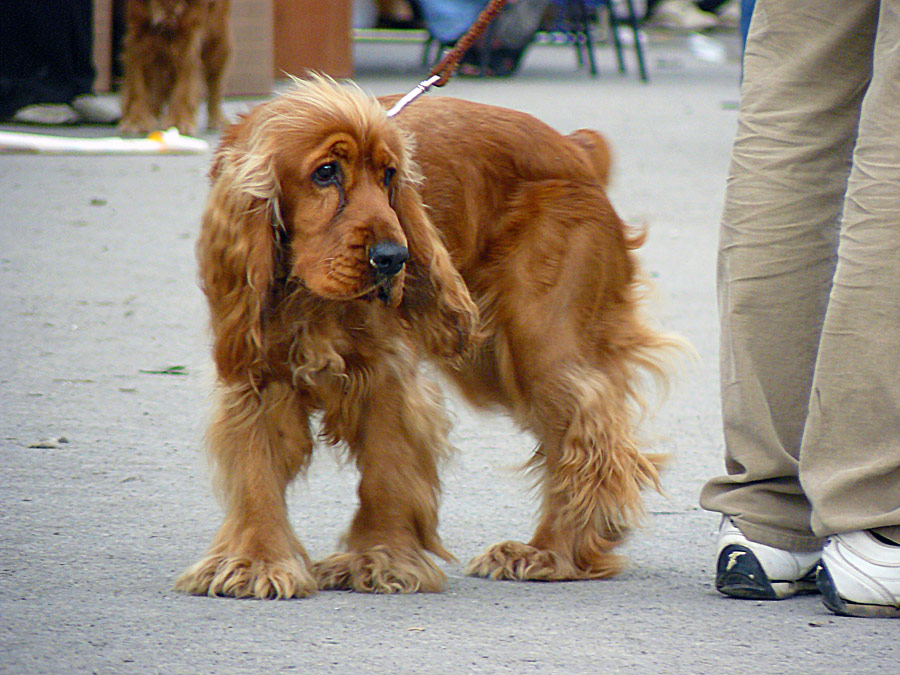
[206,107,228,132]
[465,541,587,581]
[175,554,317,599]
[118,113,158,136]
[313,546,446,594]
[162,110,198,136]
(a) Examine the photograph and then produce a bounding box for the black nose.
[368,241,409,277]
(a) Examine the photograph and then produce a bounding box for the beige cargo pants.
[700,0,900,551]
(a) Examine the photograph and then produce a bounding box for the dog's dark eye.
[312,162,340,186]
[384,167,396,188]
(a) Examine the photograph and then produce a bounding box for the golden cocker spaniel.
[119,0,231,136]
[176,77,682,599]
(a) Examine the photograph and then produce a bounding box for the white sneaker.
[11,103,80,125]
[818,531,900,618]
[715,0,741,28]
[70,95,120,125]
[715,517,821,600]
[647,0,718,31]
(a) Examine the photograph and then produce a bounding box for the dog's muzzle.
[368,241,409,303]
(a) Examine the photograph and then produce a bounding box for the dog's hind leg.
[175,381,317,599]
[313,366,453,593]
[466,366,664,581]
[460,181,675,581]
[201,31,230,130]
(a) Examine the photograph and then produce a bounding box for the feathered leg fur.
[175,382,317,599]
[465,367,665,580]
[313,360,454,593]
[453,181,681,581]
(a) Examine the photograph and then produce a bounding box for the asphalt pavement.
[2,30,898,674]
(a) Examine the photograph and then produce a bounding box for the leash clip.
[386,74,443,118]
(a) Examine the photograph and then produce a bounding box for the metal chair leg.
[622,0,648,82]
[576,0,599,76]
[602,0,627,74]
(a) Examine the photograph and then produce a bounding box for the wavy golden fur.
[176,77,684,599]
[119,0,231,135]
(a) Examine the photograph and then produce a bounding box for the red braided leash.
[386,0,509,117]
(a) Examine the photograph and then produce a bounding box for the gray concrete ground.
[2,31,897,675]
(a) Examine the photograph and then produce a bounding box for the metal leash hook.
[386,74,443,118]
[384,0,509,118]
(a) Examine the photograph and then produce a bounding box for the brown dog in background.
[119,0,231,135]
[176,77,684,599]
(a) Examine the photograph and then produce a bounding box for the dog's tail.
[569,129,612,187]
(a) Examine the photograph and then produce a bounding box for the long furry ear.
[197,131,276,385]
[394,178,482,362]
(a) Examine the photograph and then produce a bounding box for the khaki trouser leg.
[802,0,900,544]
[699,0,879,552]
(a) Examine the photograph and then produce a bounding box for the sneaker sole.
[817,564,900,619]
[716,544,819,600]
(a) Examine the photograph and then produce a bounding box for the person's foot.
[714,0,741,28]
[715,517,821,599]
[647,0,718,31]
[70,95,120,125]
[9,96,119,126]
[818,530,900,618]
[10,103,80,125]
